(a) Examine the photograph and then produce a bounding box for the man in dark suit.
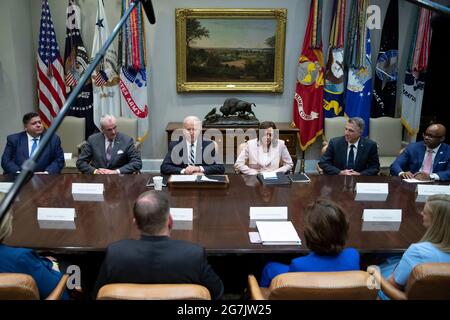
[160,116,224,175]
[76,115,142,174]
[318,117,380,176]
[94,191,224,299]
[1,112,64,175]
[391,123,450,181]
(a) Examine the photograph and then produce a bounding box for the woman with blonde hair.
[379,194,450,299]
[0,192,69,299]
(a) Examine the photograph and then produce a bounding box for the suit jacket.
[234,139,293,175]
[76,132,142,174]
[94,235,224,299]
[390,142,450,181]
[318,136,380,176]
[1,131,64,174]
[160,139,225,175]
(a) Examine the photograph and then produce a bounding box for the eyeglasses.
[423,132,444,139]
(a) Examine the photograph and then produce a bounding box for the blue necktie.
[30,138,38,157]
[347,145,355,169]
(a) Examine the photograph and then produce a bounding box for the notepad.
[256,221,301,246]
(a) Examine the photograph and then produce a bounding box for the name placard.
[249,207,288,221]
[355,183,389,201]
[64,153,73,160]
[170,208,193,221]
[37,207,76,229]
[363,209,402,222]
[0,182,13,193]
[72,183,104,201]
[416,184,450,202]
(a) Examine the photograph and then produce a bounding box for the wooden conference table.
[3,174,427,254]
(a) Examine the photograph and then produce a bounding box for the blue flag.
[345,29,372,136]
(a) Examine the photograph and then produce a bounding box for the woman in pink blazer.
[234,121,293,175]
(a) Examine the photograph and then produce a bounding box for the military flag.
[64,0,95,139]
[371,0,399,117]
[323,0,346,119]
[119,0,149,142]
[344,0,372,137]
[91,0,121,130]
[401,8,432,141]
[292,0,324,151]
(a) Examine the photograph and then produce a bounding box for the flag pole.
[0,0,150,223]
[300,151,306,173]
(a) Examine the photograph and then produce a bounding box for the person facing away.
[160,115,225,175]
[259,199,359,287]
[94,191,224,299]
[390,123,450,181]
[318,117,380,176]
[76,114,142,174]
[0,192,69,299]
[378,194,450,299]
[1,112,64,175]
[234,121,293,175]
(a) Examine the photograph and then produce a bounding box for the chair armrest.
[247,275,265,300]
[45,274,69,300]
[76,141,87,154]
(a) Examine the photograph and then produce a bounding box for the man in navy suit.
[1,112,64,175]
[94,191,224,299]
[318,117,380,176]
[160,116,224,175]
[391,123,450,181]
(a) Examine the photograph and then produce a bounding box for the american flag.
[37,0,66,127]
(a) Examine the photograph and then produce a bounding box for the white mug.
[153,176,163,191]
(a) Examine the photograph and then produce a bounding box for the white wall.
[2,0,419,163]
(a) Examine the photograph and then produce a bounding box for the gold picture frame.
[176,8,287,93]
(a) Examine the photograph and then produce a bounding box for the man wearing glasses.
[390,123,449,181]
[76,114,142,174]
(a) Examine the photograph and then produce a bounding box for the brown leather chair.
[373,263,450,300]
[96,283,211,300]
[248,269,378,300]
[0,273,68,300]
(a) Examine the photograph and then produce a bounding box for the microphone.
[139,0,156,24]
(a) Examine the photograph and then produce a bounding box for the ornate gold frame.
[175,8,287,93]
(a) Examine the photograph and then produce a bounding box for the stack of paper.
[256,221,301,246]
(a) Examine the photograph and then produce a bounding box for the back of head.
[0,193,13,243]
[304,198,349,255]
[133,191,170,235]
[421,194,450,251]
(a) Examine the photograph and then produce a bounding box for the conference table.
[3,174,429,254]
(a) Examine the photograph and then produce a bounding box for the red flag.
[37,0,66,127]
[292,0,324,151]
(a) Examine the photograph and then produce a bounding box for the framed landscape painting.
[175,8,287,92]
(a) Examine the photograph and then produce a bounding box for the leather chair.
[248,269,378,300]
[116,117,141,150]
[317,116,347,174]
[369,117,405,175]
[372,263,450,300]
[96,283,211,300]
[56,116,86,173]
[0,273,68,300]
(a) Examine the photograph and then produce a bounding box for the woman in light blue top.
[379,194,450,299]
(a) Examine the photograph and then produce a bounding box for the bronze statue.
[203,98,259,127]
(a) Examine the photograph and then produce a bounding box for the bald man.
[160,116,224,175]
[390,124,450,181]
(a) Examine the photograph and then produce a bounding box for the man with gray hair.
[94,191,224,299]
[318,117,380,175]
[77,114,142,174]
[160,115,224,175]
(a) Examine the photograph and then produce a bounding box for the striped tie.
[189,143,195,165]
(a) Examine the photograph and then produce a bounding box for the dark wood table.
[3,174,426,254]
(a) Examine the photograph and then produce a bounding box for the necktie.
[347,145,355,170]
[189,143,195,165]
[422,150,433,174]
[30,138,38,157]
[106,140,113,165]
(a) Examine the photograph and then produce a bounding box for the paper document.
[262,172,277,179]
[256,221,301,245]
[248,232,262,244]
[64,153,72,160]
[403,179,433,183]
[170,175,197,182]
[200,176,219,182]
